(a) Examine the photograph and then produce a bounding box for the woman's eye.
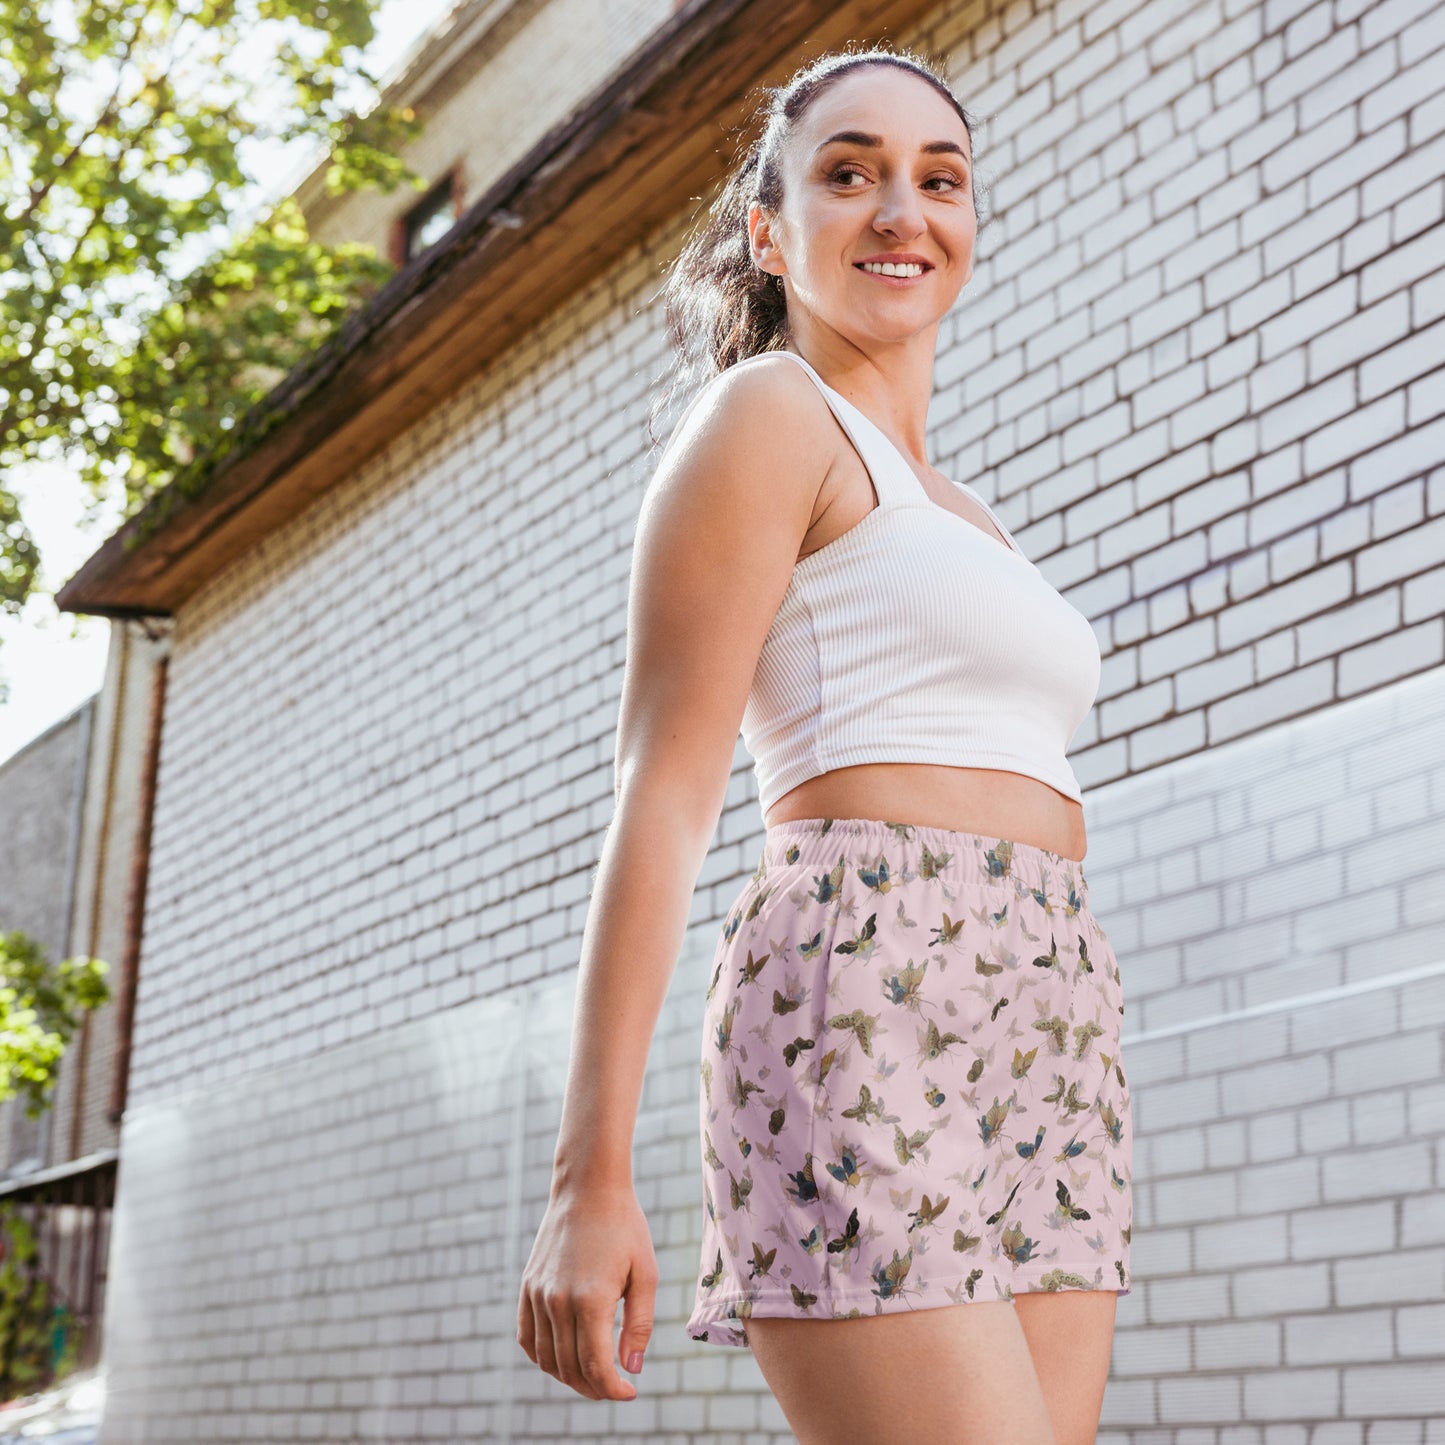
[827,165,966,193]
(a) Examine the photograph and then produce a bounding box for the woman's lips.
[854,263,932,287]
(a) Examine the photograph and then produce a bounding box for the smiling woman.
[519,45,1129,1445]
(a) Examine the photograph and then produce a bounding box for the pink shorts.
[685,815,1133,1349]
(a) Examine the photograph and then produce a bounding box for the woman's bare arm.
[552,355,835,1192]
[518,355,835,1402]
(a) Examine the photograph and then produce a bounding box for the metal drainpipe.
[67,620,133,1158]
[106,621,170,1128]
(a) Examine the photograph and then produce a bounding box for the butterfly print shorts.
[685,815,1133,1349]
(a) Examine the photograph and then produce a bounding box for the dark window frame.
[393,166,464,265]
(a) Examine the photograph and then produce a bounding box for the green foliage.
[0,929,110,1121]
[0,0,426,591]
[0,1203,81,1395]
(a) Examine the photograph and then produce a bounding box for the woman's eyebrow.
[813,129,970,165]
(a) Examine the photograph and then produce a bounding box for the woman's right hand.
[516,1179,658,1401]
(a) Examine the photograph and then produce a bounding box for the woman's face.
[750,66,977,347]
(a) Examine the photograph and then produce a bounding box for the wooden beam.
[56,0,942,617]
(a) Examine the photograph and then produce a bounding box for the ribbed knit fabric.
[739,348,1102,813]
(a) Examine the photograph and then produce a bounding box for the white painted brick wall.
[100,0,1445,1437]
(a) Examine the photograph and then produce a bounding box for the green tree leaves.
[1,0,424,596]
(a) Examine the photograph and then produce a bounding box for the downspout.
[105,621,170,1128]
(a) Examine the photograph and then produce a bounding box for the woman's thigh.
[1013,1290,1117,1445]
[745,1301,1057,1445]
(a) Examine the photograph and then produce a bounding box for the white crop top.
[736,348,1102,812]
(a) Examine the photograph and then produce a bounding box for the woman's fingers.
[575,1295,638,1401]
[516,1189,651,1400]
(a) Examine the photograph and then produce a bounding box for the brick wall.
[100,0,1445,1437]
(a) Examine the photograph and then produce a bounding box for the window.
[401,174,459,261]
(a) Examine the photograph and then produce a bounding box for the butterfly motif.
[921,1019,965,1060]
[1039,1267,1091,1290]
[809,859,847,905]
[978,1094,1014,1146]
[744,885,774,921]
[908,1192,950,1232]
[1055,1179,1092,1222]
[797,926,828,961]
[894,896,917,928]
[931,912,966,947]
[706,957,724,1003]
[1000,1221,1037,1265]
[945,1267,985,1301]
[834,912,879,959]
[729,1064,765,1110]
[1110,1164,1127,1191]
[1054,1135,1086,1163]
[923,1079,946,1108]
[713,999,737,1054]
[1015,1125,1046,1160]
[703,1129,723,1169]
[790,1282,818,1310]
[728,1169,752,1211]
[1072,1020,1104,1059]
[983,840,1015,879]
[826,1147,861,1188]
[722,912,742,944]
[810,1047,839,1087]
[1034,1016,1068,1054]
[919,842,953,878]
[739,948,772,986]
[1076,934,1095,974]
[773,986,803,1015]
[871,1246,914,1300]
[1116,1260,1128,1286]
[952,1228,981,1253]
[748,1240,777,1279]
[784,1154,820,1203]
[893,1123,936,1166]
[881,958,929,1009]
[798,1225,823,1255]
[782,1036,815,1069]
[1100,1101,1124,1145]
[768,1106,786,1136]
[784,842,801,865]
[1011,1046,1038,1079]
[857,853,894,894]
[827,1008,881,1057]
[1031,935,1062,972]
[826,1205,861,1255]
[991,995,1010,1022]
[700,1248,724,1290]
[841,1081,892,1127]
[986,1179,1023,1226]
[966,1055,985,1083]
[976,951,1004,976]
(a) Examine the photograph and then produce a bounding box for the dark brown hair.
[647,44,989,448]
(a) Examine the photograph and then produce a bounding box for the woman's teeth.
[860,261,926,276]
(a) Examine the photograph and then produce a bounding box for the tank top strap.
[772,349,928,511]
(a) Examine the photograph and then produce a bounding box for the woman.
[517,45,1132,1445]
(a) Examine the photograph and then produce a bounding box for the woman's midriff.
[763,761,1087,862]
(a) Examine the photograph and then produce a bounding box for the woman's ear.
[748,202,786,281]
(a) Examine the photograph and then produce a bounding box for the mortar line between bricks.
[1120,958,1445,1046]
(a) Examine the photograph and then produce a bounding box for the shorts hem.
[686,1260,1131,1349]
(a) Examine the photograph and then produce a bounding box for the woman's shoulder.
[660,350,830,464]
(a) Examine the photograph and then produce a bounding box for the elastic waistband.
[759,815,1089,901]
